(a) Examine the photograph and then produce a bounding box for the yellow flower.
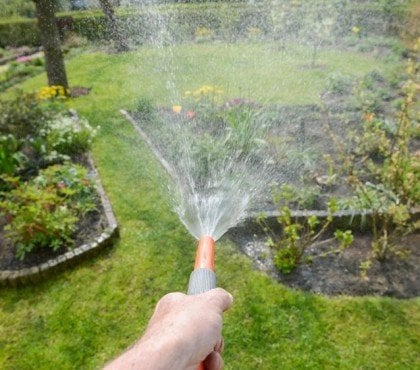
[172,105,182,114]
[352,26,361,34]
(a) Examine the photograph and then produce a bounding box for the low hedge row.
[0,2,408,48]
[0,18,40,47]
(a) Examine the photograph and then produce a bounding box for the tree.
[33,0,69,89]
[98,0,129,52]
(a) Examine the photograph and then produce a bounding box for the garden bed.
[228,209,420,298]
[0,155,118,287]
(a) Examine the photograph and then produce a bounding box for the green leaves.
[0,163,97,260]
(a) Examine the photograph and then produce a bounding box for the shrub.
[0,18,40,47]
[0,92,61,139]
[0,163,97,259]
[0,1,410,48]
[0,0,36,18]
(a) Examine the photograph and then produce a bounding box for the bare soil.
[0,203,107,271]
[231,231,420,298]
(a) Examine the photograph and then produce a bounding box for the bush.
[0,18,40,47]
[0,0,36,18]
[0,163,97,259]
[0,1,410,48]
[0,92,60,139]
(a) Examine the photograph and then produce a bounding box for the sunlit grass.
[22,41,397,106]
[0,43,418,369]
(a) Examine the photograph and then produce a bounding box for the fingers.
[214,337,224,353]
[202,288,233,313]
[204,351,223,370]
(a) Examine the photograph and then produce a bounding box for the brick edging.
[0,155,119,287]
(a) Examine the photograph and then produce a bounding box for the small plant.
[0,164,97,260]
[258,194,352,274]
[135,97,155,120]
[0,135,26,177]
[325,73,354,96]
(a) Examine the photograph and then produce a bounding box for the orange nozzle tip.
[194,235,215,271]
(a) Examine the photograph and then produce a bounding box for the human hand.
[104,288,233,370]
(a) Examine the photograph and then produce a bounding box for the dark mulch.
[0,202,107,271]
[231,230,420,299]
[70,86,91,98]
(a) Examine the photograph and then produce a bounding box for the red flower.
[187,110,196,119]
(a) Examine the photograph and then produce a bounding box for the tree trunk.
[34,0,68,89]
[98,0,129,52]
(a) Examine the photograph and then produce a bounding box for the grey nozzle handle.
[187,268,217,295]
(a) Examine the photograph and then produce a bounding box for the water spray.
[122,106,273,369]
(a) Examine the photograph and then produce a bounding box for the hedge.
[0,18,40,47]
[0,1,409,48]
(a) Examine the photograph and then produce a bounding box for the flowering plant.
[40,114,98,157]
[37,85,69,100]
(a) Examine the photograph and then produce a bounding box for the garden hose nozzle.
[187,236,217,370]
[187,235,216,295]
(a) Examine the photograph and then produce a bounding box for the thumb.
[201,288,233,314]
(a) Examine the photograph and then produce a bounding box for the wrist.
[132,331,187,370]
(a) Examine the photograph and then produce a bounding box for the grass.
[0,42,419,369]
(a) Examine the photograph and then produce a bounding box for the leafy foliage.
[259,188,352,274]
[0,93,96,182]
[0,164,97,259]
[330,61,419,275]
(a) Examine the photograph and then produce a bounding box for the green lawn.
[0,43,418,369]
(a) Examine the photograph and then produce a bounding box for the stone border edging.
[228,207,420,239]
[0,155,119,287]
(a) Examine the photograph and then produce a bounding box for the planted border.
[0,155,119,287]
[228,207,420,240]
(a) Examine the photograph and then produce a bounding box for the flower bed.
[122,70,418,296]
[0,91,118,286]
